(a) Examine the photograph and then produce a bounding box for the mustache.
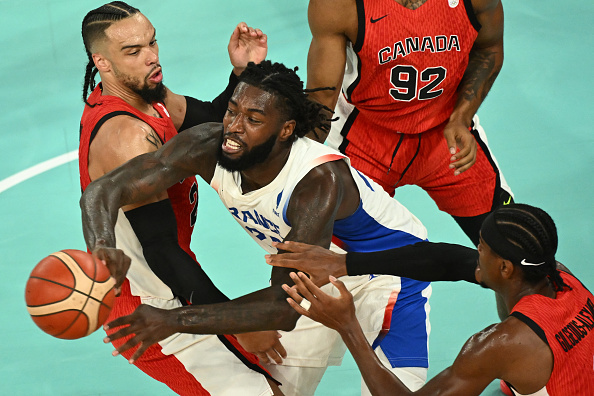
[223,132,246,147]
[145,64,162,80]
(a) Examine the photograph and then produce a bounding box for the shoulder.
[471,0,501,13]
[88,115,161,180]
[308,0,357,35]
[457,317,552,390]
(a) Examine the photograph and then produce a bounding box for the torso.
[79,85,199,298]
[510,271,594,395]
[210,138,428,254]
[337,0,480,135]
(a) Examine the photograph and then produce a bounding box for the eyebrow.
[228,98,266,116]
[120,28,156,51]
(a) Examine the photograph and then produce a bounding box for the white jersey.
[211,137,427,254]
[211,137,431,369]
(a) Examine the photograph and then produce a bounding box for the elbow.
[269,288,301,331]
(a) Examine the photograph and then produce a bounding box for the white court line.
[0,150,78,194]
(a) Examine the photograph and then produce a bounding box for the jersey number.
[389,65,447,102]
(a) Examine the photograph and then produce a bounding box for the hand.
[266,241,347,287]
[443,119,477,175]
[235,331,287,365]
[92,246,131,296]
[103,304,177,363]
[282,272,357,334]
[228,22,267,76]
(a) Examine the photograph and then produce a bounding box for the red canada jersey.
[511,271,594,395]
[79,84,198,260]
[342,0,480,134]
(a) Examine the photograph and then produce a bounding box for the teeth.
[226,139,241,149]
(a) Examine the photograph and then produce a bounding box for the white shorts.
[108,281,275,396]
[264,274,431,395]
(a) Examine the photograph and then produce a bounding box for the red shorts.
[341,116,510,217]
[106,280,275,395]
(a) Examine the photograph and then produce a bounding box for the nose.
[146,47,159,66]
[227,113,244,134]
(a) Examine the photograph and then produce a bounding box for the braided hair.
[81,2,140,107]
[237,61,334,141]
[492,203,568,291]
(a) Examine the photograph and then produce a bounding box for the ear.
[278,120,296,142]
[92,53,111,73]
[500,259,515,280]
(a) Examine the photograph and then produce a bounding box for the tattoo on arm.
[461,49,499,102]
[146,130,161,149]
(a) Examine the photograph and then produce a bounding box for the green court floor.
[1,1,592,395]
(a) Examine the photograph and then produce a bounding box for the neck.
[240,145,292,193]
[100,80,155,114]
[504,277,557,313]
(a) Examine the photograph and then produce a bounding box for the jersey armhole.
[89,111,163,145]
[510,311,549,346]
[463,0,482,32]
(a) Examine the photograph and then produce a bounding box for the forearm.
[339,320,413,395]
[346,242,479,284]
[179,72,239,131]
[450,42,503,125]
[171,285,301,334]
[125,200,229,305]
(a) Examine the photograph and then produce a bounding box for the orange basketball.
[25,250,115,339]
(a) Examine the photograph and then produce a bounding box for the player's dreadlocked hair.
[238,61,335,141]
[81,2,140,107]
[493,203,569,292]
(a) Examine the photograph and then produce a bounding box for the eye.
[248,117,261,124]
[150,39,157,46]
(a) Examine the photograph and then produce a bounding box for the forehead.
[231,82,281,115]
[104,13,154,49]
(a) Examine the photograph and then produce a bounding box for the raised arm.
[164,22,268,130]
[305,0,357,142]
[446,0,504,174]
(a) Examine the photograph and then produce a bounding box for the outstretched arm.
[445,0,504,175]
[284,272,552,395]
[81,122,221,258]
[266,241,479,286]
[103,160,356,362]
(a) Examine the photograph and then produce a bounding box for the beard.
[115,65,167,104]
[132,81,166,104]
[217,133,278,172]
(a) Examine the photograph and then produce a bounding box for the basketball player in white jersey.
[81,61,431,396]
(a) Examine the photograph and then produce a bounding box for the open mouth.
[222,137,243,154]
[148,68,163,83]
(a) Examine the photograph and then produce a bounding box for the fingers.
[449,140,477,175]
[329,275,349,298]
[289,272,321,303]
[271,241,309,253]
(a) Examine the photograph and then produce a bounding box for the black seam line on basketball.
[370,14,389,23]
[60,250,99,282]
[28,276,113,308]
[58,251,99,337]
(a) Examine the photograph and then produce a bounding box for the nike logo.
[521,259,545,266]
[503,196,512,205]
[370,14,389,23]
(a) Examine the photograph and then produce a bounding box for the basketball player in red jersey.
[79,3,283,395]
[306,0,513,248]
[269,204,594,395]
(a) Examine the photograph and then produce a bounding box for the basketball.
[25,250,116,340]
